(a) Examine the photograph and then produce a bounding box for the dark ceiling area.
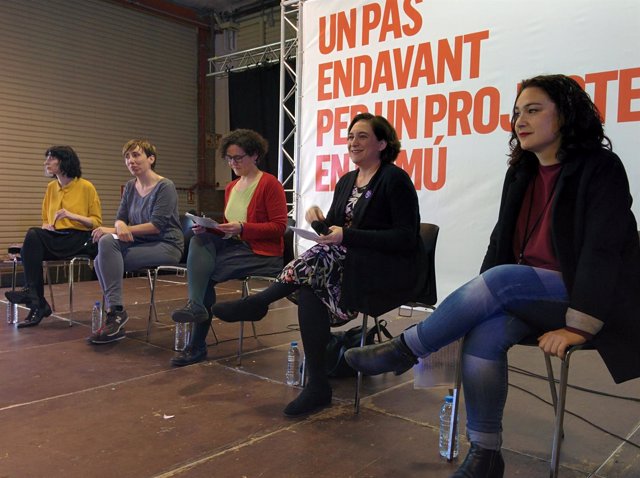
[167,0,279,16]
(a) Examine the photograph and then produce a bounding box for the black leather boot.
[343,335,418,376]
[451,443,504,478]
[213,282,298,323]
[5,287,38,305]
[171,321,209,366]
[283,381,332,418]
[16,300,52,328]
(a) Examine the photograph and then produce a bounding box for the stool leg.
[549,348,575,478]
[146,269,159,341]
[237,279,251,365]
[354,313,369,414]
[66,259,75,326]
[449,338,464,462]
[44,262,56,312]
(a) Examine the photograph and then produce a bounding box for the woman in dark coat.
[345,74,640,477]
[213,113,426,417]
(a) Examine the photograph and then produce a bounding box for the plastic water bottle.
[6,301,18,324]
[174,322,193,352]
[91,301,102,333]
[439,395,459,459]
[286,341,301,386]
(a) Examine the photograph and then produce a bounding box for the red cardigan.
[224,172,287,257]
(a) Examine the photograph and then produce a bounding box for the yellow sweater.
[41,177,102,230]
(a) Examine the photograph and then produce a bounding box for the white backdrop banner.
[298,0,640,299]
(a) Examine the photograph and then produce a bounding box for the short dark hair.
[347,113,402,163]
[45,146,82,178]
[122,139,158,170]
[508,74,611,166]
[218,129,268,164]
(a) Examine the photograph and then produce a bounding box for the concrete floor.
[1,271,639,478]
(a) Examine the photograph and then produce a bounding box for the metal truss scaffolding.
[206,0,302,220]
[277,0,301,220]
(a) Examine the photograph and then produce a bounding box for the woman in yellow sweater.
[6,146,102,327]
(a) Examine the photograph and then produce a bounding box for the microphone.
[311,220,329,236]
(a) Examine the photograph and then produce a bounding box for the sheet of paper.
[185,212,220,229]
[290,226,321,241]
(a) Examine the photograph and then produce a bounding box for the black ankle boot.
[171,321,210,366]
[283,382,332,418]
[171,344,207,367]
[212,282,299,323]
[5,287,38,305]
[17,300,52,328]
[452,443,504,478]
[343,335,418,376]
[212,296,268,323]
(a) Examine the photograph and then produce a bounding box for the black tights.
[194,281,332,388]
[21,228,48,300]
[297,285,331,387]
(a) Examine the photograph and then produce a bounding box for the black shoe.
[89,308,129,344]
[5,287,38,305]
[172,300,209,323]
[452,443,505,478]
[212,297,268,323]
[283,383,332,418]
[344,336,418,376]
[17,301,53,328]
[171,345,208,367]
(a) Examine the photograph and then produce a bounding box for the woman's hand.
[192,224,207,235]
[316,226,343,245]
[538,328,586,359]
[305,206,325,224]
[42,223,55,231]
[54,208,77,223]
[91,226,116,242]
[216,222,242,238]
[115,221,134,242]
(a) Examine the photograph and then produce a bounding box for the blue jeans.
[403,264,569,450]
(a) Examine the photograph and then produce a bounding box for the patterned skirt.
[278,243,358,325]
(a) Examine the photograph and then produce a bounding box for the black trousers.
[21,228,91,301]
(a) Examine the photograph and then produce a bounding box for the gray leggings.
[94,234,182,309]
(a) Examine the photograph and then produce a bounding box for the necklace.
[517,170,561,264]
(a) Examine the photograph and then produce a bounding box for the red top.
[513,163,562,271]
[224,172,288,257]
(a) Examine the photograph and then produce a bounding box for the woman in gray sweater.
[89,139,183,344]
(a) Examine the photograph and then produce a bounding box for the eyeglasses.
[224,154,248,164]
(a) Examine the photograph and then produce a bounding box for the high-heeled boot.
[451,443,505,478]
[213,282,299,323]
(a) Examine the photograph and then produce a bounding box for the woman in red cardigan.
[170,129,288,366]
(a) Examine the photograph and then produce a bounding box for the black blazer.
[324,162,427,317]
[482,148,640,383]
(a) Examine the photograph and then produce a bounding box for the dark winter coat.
[482,148,640,383]
[325,162,427,317]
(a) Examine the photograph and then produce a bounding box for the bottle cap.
[445,395,454,403]
[291,341,298,346]
[94,301,101,306]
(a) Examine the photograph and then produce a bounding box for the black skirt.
[24,228,96,260]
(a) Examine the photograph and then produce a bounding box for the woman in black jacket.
[345,75,640,477]
[214,113,425,417]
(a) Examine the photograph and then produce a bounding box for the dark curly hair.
[508,74,611,166]
[45,145,82,178]
[218,129,268,164]
[348,113,402,163]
